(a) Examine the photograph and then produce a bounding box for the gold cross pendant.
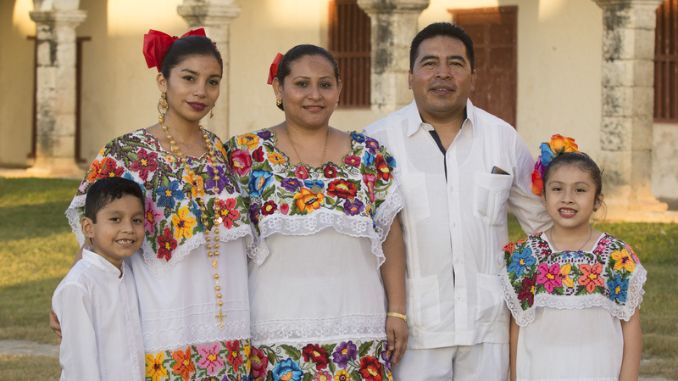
[216,309,226,329]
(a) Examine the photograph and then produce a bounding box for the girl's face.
[273,54,341,130]
[543,164,601,231]
[157,54,222,125]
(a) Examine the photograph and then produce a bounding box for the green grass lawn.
[1,177,677,379]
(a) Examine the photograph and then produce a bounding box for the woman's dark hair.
[410,22,475,72]
[161,35,223,78]
[543,152,603,201]
[274,44,340,111]
[277,44,340,82]
[84,177,145,222]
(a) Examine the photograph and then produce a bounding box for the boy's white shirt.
[52,249,144,381]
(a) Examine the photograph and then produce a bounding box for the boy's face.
[82,194,145,269]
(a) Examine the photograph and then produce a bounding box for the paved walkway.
[0,340,675,380]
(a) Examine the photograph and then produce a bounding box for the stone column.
[357,0,430,112]
[28,8,86,177]
[593,0,666,215]
[178,0,240,139]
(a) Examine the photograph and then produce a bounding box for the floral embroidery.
[72,129,250,263]
[145,352,168,381]
[253,340,392,381]
[503,233,646,325]
[197,342,224,376]
[578,263,604,293]
[146,339,249,380]
[171,346,195,381]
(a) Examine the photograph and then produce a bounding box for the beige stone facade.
[1,0,676,216]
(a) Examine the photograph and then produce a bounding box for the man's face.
[409,35,475,123]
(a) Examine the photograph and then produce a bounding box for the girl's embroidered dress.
[501,232,646,381]
[66,129,253,380]
[227,130,403,381]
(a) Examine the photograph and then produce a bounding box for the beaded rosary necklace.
[161,123,227,328]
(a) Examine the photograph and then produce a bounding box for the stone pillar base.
[26,157,84,179]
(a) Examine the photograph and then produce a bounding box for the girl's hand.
[385,315,408,366]
[49,310,62,339]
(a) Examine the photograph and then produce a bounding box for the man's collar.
[407,99,475,137]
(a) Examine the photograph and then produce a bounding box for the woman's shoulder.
[229,129,274,150]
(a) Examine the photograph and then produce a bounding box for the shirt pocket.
[407,275,441,328]
[475,272,506,323]
[472,172,513,226]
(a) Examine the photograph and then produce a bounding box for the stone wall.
[652,123,678,206]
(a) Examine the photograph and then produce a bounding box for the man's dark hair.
[409,22,475,71]
[84,177,144,222]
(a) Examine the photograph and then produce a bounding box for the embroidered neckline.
[267,129,363,172]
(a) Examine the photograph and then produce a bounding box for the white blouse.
[52,250,144,381]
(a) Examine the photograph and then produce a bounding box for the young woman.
[63,29,253,380]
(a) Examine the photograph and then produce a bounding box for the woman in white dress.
[227,44,408,381]
[61,28,253,380]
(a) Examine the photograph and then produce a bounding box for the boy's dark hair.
[161,35,223,78]
[275,44,340,110]
[84,177,145,222]
[543,152,603,201]
[409,22,475,71]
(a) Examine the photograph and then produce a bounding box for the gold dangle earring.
[210,107,214,119]
[275,98,283,108]
[157,92,168,125]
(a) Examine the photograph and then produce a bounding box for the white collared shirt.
[365,100,551,348]
[52,250,144,380]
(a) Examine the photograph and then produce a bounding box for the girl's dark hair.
[84,177,145,222]
[161,36,223,78]
[543,152,603,200]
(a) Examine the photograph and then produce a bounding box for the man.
[365,22,551,380]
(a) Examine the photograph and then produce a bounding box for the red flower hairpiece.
[267,53,284,85]
[142,28,207,71]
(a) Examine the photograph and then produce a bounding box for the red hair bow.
[267,53,284,85]
[143,28,207,71]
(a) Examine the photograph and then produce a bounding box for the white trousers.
[394,343,508,381]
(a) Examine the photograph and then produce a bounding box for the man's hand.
[49,310,62,339]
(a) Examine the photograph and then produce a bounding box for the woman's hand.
[385,315,408,366]
[49,310,62,339]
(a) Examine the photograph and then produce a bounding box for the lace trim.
[249,186,403,267]
[502,264,647,327]
[66,196,252,271]
[142,306,250,352]
[252,314,386,345]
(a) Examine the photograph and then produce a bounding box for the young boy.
[52,177,145,380]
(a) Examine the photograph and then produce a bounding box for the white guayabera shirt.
[365,100,551,349]
[52,250,144,381]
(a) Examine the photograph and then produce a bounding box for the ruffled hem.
[251,313,386,345]
[66,196,253,270]
[501,264,647,327]
[248,186,403,268]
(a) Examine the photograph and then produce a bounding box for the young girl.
[502,134,646,381]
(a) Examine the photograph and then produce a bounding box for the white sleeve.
[53,283,101,381]
[509,134,552,234]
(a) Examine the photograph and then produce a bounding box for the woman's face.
[157,54,222,125]
[274,54,341,130]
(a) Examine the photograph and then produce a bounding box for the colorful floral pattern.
[72,129,249,263]
[502,233,646,325]
[251,340,392,381]
[145,339,250,380]
[226,130,398,259]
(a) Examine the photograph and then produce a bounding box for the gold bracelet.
[387,312,407,322]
